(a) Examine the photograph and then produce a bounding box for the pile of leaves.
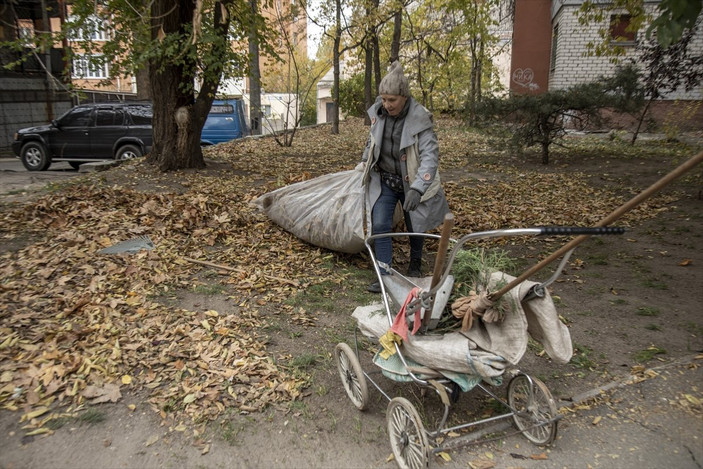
[0,117,690,436]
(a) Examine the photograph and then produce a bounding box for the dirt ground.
[0,128,702,469]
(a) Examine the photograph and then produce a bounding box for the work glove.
[403,189,421,212]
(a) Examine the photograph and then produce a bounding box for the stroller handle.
[538,226,625,236]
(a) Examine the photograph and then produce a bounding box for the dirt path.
[1,128,701,469]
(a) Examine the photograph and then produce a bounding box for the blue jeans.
[372,180,424,274]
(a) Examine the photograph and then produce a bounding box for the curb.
[78,160,121,173]
[567,354,701,405]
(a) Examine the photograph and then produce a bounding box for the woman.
[360,61,450,293]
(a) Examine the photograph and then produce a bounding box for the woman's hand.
[403,189,421,211]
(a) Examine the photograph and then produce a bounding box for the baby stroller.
[334,222,624,468]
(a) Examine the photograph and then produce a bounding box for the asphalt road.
[0,157,81,195]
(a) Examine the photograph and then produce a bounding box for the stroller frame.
[334,227,590,469]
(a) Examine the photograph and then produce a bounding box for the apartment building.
[510,0,702,129]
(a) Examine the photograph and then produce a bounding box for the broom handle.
[489,150,703,301]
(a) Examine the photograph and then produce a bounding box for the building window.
[69,15,108,41]
[72,55,109,79]
[610,14,636,45]
[550,24,558,72]
[17,20,34,45]
[262,104,272,118]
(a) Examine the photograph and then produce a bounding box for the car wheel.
[115,144,142,160]
[20,142,51,171]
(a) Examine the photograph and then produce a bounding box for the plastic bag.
[252,168,367,253]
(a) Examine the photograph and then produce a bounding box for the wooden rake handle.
[489,150,703,302]
[423,212,454,327]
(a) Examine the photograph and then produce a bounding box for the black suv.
[12,102,153,171]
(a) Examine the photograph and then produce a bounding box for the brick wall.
[549,3,703,101]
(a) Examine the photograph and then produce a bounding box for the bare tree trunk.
[331,0,341,135]
[146,0,205,171]
[363,2,374,125]
[364,38,373,125]
[248,0,262,136]
[373,33,381,95]
[541,141,550,165]
[390,9,402,63]
[372,0,381,97]
[136,66,151,100]
[631,98,653,145]
[467,36,480,125]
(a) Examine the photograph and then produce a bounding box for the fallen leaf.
[469,458,496,469]
[81,384,122,404]
[25,427,52,436]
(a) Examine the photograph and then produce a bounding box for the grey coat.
[361,97,450,234]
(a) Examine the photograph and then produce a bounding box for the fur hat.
[379,61,410,97]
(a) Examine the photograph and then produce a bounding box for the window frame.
[609,14,637,46]
[71,54,109,79]
[68,14,108,42]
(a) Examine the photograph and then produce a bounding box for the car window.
[127,105,152,125]
[96,108,125,126]
[60,107,93,127]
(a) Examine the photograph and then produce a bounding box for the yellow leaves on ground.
[0,117,689,436]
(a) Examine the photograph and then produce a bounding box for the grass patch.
[586,254,609,266]
[289,353,321,371]
[636,306,660,316]
[527,337,545,354]
[610,298,628,305]
[323,320,359,345]
[78,408,107,424]
[570,344,596,370]
[682,321,703,335]
[45,408,106,430]
[633,345,667,363]
[289,400,311,418]
[221,421,242,445]
[263,319,283,333]
[645,324,661,331]
[641,278,668,290]
[285,280,339,312]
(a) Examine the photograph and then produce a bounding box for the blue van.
[201,99,248,145]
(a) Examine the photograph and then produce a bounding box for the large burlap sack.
[252,168,367,253]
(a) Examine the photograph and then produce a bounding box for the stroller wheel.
[334,343,369,410]
[387,397,429,469]
[507,373,559,445]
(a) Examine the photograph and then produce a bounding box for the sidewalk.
[0,357,700,469]
[480,355,703,469]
